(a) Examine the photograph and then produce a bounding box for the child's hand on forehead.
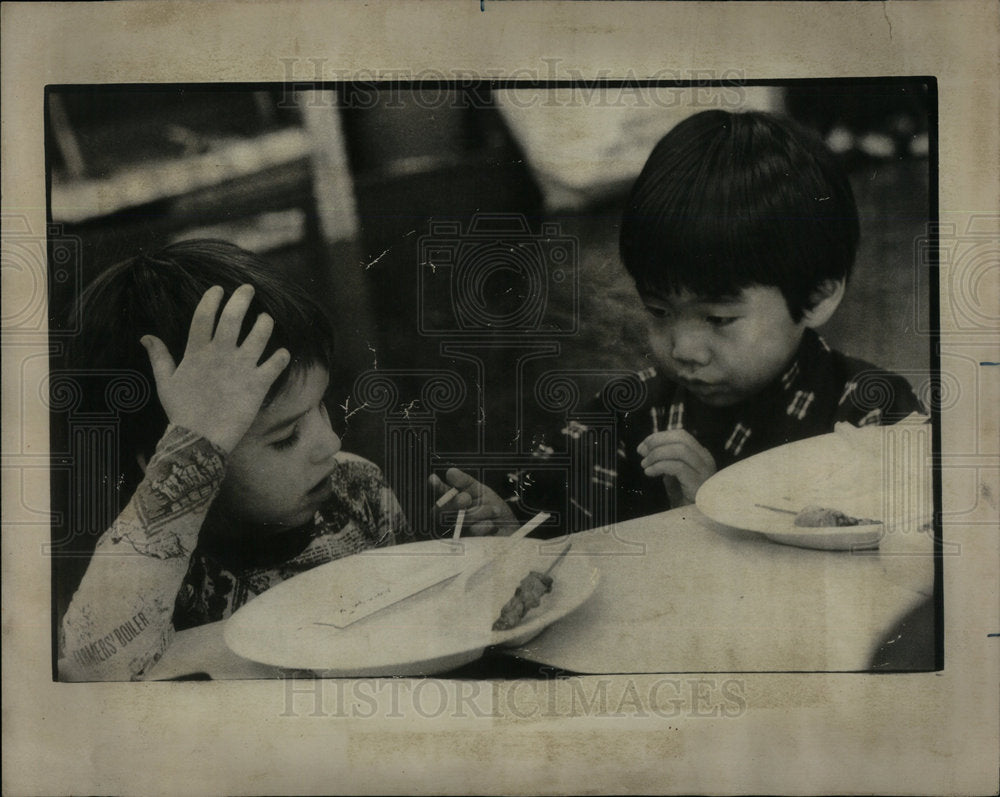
[140,284,291,453]
[637,429,717,508]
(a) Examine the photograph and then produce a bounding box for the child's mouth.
[307,471,335,497]
[675,376,732,402]
[676,375,720,391]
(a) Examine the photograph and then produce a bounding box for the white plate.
[223,537,600,675]
[696,427,932,551]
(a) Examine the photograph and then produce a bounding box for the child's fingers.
[256,347,291,384]
[140,335,177,388]
[492,522,518,538]
[429,472,459,493]
[240,312,275,361]
[185,286,224,352]
[639,432,714,473]
[431,471,502,520]
[643,458,701,485]
[214,284,255,346]
[639,442,704,473]
[429,473,458,500]
[428,473,446,494]
[466,520,498,537]
[444,467,486,499]
[641,455,715,478]
[639,429,704,454]
[464,502,497,522]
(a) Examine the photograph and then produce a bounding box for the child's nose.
[670,326,711,366]
[311,420,342,463]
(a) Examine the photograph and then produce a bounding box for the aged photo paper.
[3,1,998,794]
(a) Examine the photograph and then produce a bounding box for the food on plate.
[492,571,553,631]
[755,502,881,528]
[793,504,881,528]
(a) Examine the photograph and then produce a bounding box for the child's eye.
[644,306,669,319]
[272,426,301,451]
[706,315,738,328]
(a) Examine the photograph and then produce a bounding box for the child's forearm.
[59,425,227,681]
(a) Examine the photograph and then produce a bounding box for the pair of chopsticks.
[435,486,553,593]
[450,511,554,593]
[436,486,549,541]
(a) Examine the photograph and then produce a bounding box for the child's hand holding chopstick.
[429,467,518,537]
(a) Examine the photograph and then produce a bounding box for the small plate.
[223,537,599,675]
[696,427,931,551]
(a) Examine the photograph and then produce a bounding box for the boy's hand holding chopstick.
[429,467,518,537]
[638,429,717,508]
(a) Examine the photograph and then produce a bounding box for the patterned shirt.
[173,452,406,631]
[172,452,403,630]
[510,329,926,529]
[60,425,407,681]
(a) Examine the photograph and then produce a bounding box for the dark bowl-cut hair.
[68,239,336,463]
[620,110,860,321]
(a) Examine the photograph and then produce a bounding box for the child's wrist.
[143,425,229,504]
[168,417,243,454]
[158,424,231,460]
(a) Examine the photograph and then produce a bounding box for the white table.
[508,508,935,672]
[148,507,936,679]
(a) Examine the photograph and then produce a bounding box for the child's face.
[642,285,806,407]
[217,364,342,530]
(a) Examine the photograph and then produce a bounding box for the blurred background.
[46,80,933,559]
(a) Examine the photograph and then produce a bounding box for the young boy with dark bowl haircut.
[432,110,925,528]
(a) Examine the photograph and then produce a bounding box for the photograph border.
[4,2,998,795]
[43,75,945,678]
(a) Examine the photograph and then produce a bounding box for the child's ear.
[136,452,148,475]
[801,279,845,328]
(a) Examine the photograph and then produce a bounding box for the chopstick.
[436,486,459,507]
[511,511,550,540]
[439,484,463,539]
[755,503,798,516]
[452,506,550,542]
[542,541,571,577]
[451,511,552,591]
